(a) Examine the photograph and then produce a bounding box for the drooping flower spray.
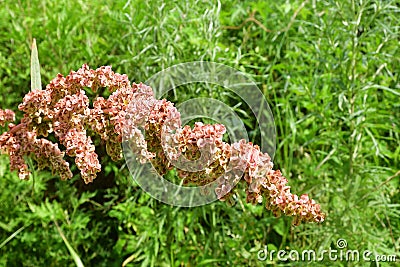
[0,64,324,225]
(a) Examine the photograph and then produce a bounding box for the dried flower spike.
[0,65,325,225]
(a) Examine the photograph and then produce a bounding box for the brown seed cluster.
[0,65,324,225]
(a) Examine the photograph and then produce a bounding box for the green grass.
[0,0,399,266]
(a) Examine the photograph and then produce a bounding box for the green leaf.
[30,38,42,91]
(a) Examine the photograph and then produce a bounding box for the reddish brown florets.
[0,65,325,224]
[0,109,15,127]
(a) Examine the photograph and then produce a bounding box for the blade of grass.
[53,219,84,267]
[0,224,30,249]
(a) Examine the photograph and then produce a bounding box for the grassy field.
[0,0,399,266]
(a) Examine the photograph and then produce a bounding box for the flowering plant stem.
[0,65,325,225]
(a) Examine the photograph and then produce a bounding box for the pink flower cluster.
[0,117,71,181]
[0,109,15,127]
[0,65,325,225]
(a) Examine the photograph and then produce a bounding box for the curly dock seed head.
[0,65,325,225]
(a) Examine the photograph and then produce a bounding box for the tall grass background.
[0,0,399,266]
